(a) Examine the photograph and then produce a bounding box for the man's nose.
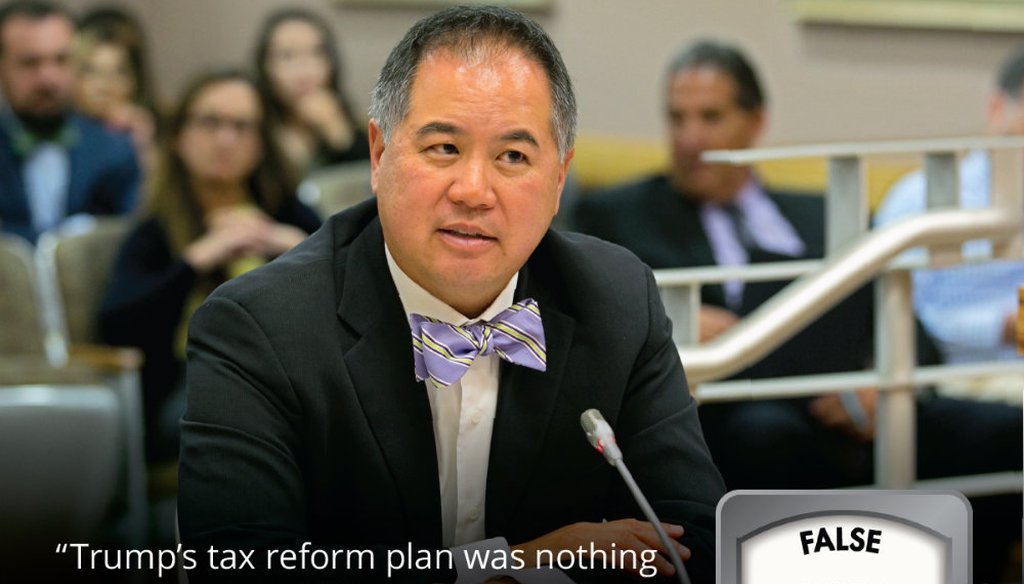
[37,60,69,89]
[447,156,496,209]
[675,124,708,153]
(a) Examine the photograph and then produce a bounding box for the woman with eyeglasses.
[254,8,369,177]
[99,70,320,463]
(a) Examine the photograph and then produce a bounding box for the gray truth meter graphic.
[717,490,972,584]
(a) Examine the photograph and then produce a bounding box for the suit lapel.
[740,191,820,314]
[334,217,443,546]
[674,196,718,268]
[485,257,576,536]
[767,190,824,259]
[675,196,728,306]
[65,118,86,215]
[0,131,30,223]
[648,181,719,271]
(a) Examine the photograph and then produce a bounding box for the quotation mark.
[56,543,68,554]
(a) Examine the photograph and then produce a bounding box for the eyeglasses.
[186,113,260,137]
[267,46,328,65]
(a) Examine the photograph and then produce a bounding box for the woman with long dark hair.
[100,70,320,462]
[254,8,369,176]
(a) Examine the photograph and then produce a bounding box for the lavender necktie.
[409,298,547,390]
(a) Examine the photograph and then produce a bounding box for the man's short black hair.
[667,39,765,111]
[997,45,1024,99]
[370,5,576,159]
[0,1,74,55]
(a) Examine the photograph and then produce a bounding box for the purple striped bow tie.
[409,298,547,390]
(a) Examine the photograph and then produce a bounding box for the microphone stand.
[611,458,691,584]
[580,409,691,584]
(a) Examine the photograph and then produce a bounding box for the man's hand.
[184,208,272,273]
[808,388,878,441]
[105,102,156,152]
[294,89,356,151]
[511,519,689,578]
[183,207,307,273]
[698,304,740,342]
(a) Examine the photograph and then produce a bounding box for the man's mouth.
[439,227,495,240]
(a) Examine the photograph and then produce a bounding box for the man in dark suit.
[572,40,1022,582]
[179,7,724,583]
[574,40,881,489]
[0,1,139,243]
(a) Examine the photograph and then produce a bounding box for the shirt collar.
[702,175,806,258]
[719,176,762,211]
[385,242,519,327]
[1,107,77,156]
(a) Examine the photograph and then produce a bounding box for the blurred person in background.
[0,0,139,243]
[99,69,320,463]
[874,45,1024,406]
[72,16,155,165]
[254,7,369,177]
[78,5,155,108]
[573,39,1022,582]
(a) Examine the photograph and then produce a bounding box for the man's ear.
[750,107,768,143]
[368,119,385,195]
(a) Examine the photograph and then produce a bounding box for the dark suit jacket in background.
[179,199,725,583]
[573,176,880,489]
[570,173,1022,486]
[0,114,140,243]
[570,174,1023,581]
[573,174,875,380]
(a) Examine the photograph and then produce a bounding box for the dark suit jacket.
[0,114,140,243]
[573,175,876,379]
[179,199,725,583]
[98,200,321,462]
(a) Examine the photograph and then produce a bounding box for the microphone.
[580,409,692,584]
[581,408,622,463]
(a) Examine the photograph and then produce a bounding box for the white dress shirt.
[699,178,806,309]
[24,142,70,234]
[874,150,1021,363]
[385,243,516,547]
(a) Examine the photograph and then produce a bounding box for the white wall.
[64,0,1024,146]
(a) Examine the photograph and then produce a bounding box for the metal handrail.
[675,208,1021,385]
[655,259,822,286]
[701,135,1024,163]
[693,360,1024,402]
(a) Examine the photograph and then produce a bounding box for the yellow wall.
[572,135,919,210]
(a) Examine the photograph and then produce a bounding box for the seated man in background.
[573,39,1021,583]
[875,45,1024,405]
[179,7,724,583]
[574,39,882,488]
[0,1,139,243]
